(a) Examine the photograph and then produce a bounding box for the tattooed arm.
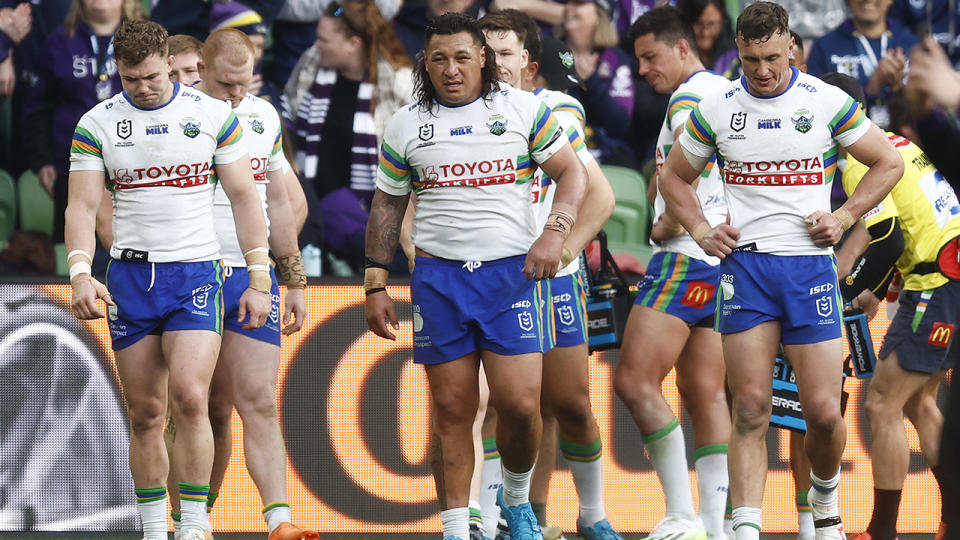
[364,188,411,340]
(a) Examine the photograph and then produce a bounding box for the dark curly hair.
[415,12,499,114]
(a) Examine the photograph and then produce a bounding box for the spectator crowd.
[0,0,957,276]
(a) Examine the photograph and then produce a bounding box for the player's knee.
[128,402,166,435]
[802,397,842,434]
[496,393,541,423]
[731,394,771,433]
[613,364,657,405]
[234,391,278,423]
[550,398,593,432]
[433,395,477,432]
[169,386,209,422]
[864,385,899,424]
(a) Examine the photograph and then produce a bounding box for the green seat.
[601,164,651,243]
[0,168,15,247]
[18,169,55,237]
[55,242,68,276]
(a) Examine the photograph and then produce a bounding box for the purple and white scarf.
[292,68,378,192]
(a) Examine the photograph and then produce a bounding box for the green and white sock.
[135,487,167,539]
[560,436,605,526]
[643,418,695,520]
[732,507,762,540]
[694,444,728,538]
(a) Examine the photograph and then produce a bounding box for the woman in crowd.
[22,0,143,243]
[558,0,636,166]
[677,0,737,76]
[282,0,413,274]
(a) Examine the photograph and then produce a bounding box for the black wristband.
[365,287,386,296]
[364,257,391,270]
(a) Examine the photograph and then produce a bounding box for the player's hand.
[237,288,272,330]
[70,276,113,320]
[281,286,306,335]
[523,229,564,280]
[695,222,739,259]
[650,214,686,245]
[366,289,399,340]
[805,210,844,247]
[852,288,880,321]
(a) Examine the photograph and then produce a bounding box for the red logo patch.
[680,280,716,309]
[928,322,955,348]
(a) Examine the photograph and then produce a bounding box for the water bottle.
[302,244,322,277]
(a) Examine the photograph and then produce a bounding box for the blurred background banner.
[0,281,943,534]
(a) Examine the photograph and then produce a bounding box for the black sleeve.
[839,217,905,302]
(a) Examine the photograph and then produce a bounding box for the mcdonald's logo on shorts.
[928,322,955,348]
[680,280,716,309]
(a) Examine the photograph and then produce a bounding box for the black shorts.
[878,281,960,373]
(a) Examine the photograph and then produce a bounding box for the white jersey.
[679,68,870,256]
[212,93,291,267]
[531,88,593,277]
[654,70,728,265]
[377,85,567,261]
[70,82,247,262]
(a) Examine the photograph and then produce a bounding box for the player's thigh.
[425,351,482,424]
[114,334,166,415]
[722,321,779,411]
[483,350,542,414]
[219,329,281,410]
[675,326,725,400]
[620,305,691,383]
[541,342,590,411]
[783,338,844,413]
[163,329,221,395]
[868,348,940,411]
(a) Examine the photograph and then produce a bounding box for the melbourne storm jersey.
[532,87,593,277]
[377,85,567,262]
[70,82,247,262]
[679,67,870,256]
[654,70,728,265]
[213,93,291,267]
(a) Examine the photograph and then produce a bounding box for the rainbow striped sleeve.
[667,92,701,130]
[566,125,587,154]
[829,96,866,138]
[271,130,283,156]
[378,141,410,184]
[71,125,102,158]
[684,105,716,147]
[552,101,586,128]
[216,112,243,148]
[529,102,562,154]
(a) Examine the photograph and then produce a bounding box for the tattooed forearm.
[365,190,411,264]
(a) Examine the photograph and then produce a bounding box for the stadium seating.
[17,169,54,237]
[0,168,15,247]
[601,164,653,265]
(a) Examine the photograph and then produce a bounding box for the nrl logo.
[116,119,132,139]
[791,109,813,133]
[558,51,574,69]
[487,114,507,136]
[730,112,746,132]
[418,123,434,141]
[179,116,201,138]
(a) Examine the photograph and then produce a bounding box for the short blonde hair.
[202,29,254,68]
[169,34,203,58]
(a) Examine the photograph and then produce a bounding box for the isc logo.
[809,283,834,295]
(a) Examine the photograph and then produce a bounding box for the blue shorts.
[410,255,551,365]
[221,265,281,346]
[878,283,960,373]
[635,251,718,328]
[716,252,841,344]
[105,260,224,350]
[549,272,588,348]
